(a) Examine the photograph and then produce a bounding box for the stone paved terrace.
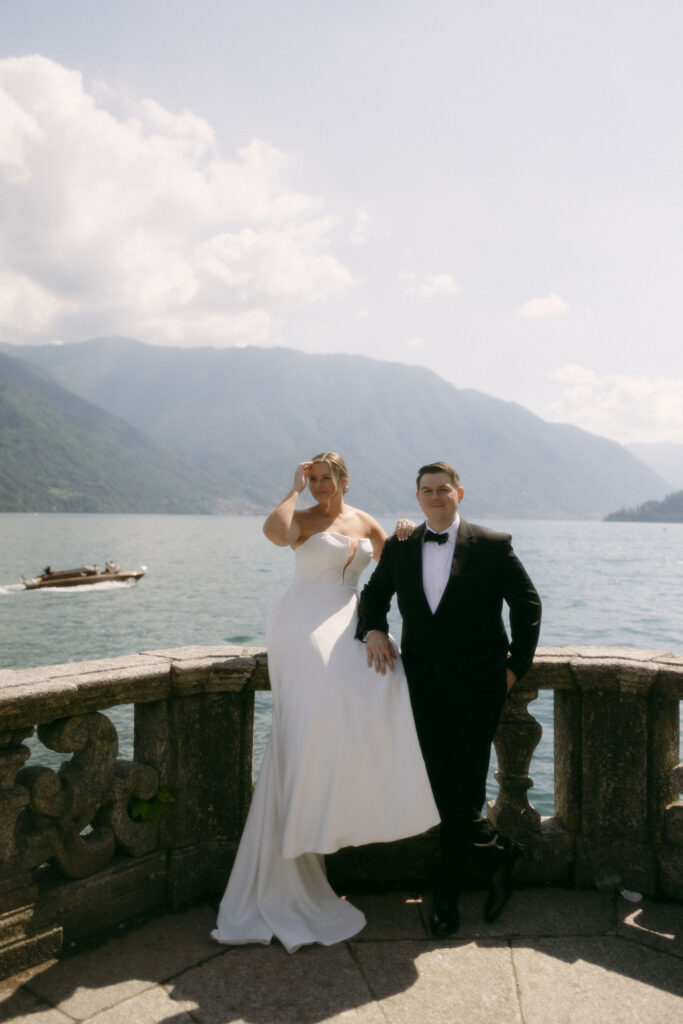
[1,887,681,1024]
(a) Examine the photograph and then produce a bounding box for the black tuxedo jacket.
[356,519,541,689]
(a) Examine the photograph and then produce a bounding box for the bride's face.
[308,463,340,504]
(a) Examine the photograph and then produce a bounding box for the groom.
[356,461,541,937]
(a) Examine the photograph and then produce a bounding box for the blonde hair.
[310,452,349,495]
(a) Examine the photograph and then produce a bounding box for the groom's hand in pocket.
[366,631,396,675]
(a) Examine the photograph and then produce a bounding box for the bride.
[211,453,438,952]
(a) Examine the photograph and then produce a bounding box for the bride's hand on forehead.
[293,462,313,493]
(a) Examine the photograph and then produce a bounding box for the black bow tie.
[424,530,448,545]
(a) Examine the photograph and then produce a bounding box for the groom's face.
[416,472,464,530]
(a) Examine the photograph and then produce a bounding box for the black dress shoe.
[429,898,460,938]
[484,841,524,923]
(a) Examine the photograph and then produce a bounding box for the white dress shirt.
[422,514,460,614]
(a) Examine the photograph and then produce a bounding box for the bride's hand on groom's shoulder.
[393,519,416,541]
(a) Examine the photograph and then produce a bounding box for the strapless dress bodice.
[294,532,372,588]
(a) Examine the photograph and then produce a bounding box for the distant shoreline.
[604,489,683,523]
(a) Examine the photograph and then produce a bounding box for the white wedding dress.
[211,531,439,952]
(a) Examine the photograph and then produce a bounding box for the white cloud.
[195,218,354,301]
[402,271,459,298]
[349,207,371,245]
[519,293,569,319]
[548,364,683,444]
[0,55,356,347]
[0,270,69,332]
[421,273,459,297]
[0,83,45,184]
[406,335,427,348]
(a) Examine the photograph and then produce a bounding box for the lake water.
[1,513,682,816]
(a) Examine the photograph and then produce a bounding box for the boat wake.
[0,583,25,596]
[0,579,139,596]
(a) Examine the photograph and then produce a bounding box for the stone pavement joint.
[0,888,680,1024]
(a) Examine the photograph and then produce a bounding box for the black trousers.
[407,667,507,896]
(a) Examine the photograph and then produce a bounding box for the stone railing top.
[527,645,683,696]
[0,645,269,733]
[0,646,681,732]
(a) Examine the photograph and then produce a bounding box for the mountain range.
[0,337,672,519]
[0,347,226,513]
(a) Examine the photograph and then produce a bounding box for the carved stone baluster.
[0,729,64,976]
[487,688,542,840]
[97,760,160,857]
[14,710,165,883]
[0,730,34,896]
[18,713,118,878]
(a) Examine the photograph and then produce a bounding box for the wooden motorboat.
[22,562,146,590]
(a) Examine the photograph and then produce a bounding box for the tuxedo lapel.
[449,518,473,581]
[425,518,471,617]
[403,523,433,614]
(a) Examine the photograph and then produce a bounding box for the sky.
[1,0,682,445]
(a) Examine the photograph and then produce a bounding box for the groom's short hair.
[416,462,461,490]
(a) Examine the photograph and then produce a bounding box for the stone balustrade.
[0,645,681,977]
